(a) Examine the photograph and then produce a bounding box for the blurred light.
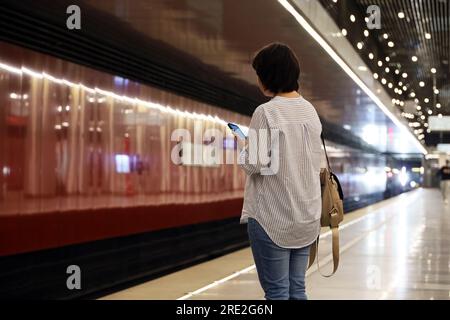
[383,33,389,39]
[398,12,405,19]
[395,69,400,75]
[402,112,414,119]
[419,81,425,87]
[410,181,417,188]
[412,56,418,62]
[434,88,439,95]
[385,67,390,73]
[223,137,237,150]
[364,30,369,37]
[357,42,364,50]
[425,154,440,160]
[378,60,383,67]
[2,166,11,176]
[402,73,408,78]
[388,83,393,89]
[385,57,390,62]
[369,53,374,60]
[341,28,347,36]
[425,33,431,39]
[350,14,356,22]
[373,73,379,79]
[115,154,130,173]
[436,103,441,108]
[437,144,450,153]
[388,41,395,47]
[424,98,430,103]
[431,68,437,74]
[362,124,385,146]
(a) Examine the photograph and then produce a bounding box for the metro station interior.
[0,0,449,300]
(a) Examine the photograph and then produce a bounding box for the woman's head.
[252,43,300,97]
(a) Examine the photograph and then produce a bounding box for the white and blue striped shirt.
[239,96,322,249]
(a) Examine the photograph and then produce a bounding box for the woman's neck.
[275,91,301,98]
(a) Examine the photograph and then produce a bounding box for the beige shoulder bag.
[307,134,344,277]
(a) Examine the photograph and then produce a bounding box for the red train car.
[0,42,254,298]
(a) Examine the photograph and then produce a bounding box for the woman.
[239,43,323,300]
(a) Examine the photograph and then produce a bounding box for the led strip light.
[277,0,427,155]
[0,61,249,132]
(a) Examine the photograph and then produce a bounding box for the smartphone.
[227,123,247,140]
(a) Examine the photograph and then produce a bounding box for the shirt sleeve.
[238,107,271,176]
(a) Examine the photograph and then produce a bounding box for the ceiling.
[319,0,450,146]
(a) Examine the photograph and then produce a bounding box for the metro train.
[0,42,421,298]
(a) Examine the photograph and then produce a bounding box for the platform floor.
[101,188,450,300]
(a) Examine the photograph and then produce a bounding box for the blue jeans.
[247,218,310,300]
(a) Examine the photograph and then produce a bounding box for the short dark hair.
[252,43,300,94]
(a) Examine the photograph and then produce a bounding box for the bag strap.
[307,133,340,277]
[321,133,332,172]
[307,227,340,277]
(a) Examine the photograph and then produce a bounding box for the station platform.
[101,188,450,300]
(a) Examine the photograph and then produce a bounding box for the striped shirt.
[239,95,322,249]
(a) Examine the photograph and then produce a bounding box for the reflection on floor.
[101,188,450,300]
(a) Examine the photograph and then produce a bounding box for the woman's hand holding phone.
[227,123,247,140]
[228,123,248,150]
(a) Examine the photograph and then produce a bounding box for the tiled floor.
[101,188,450,300]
